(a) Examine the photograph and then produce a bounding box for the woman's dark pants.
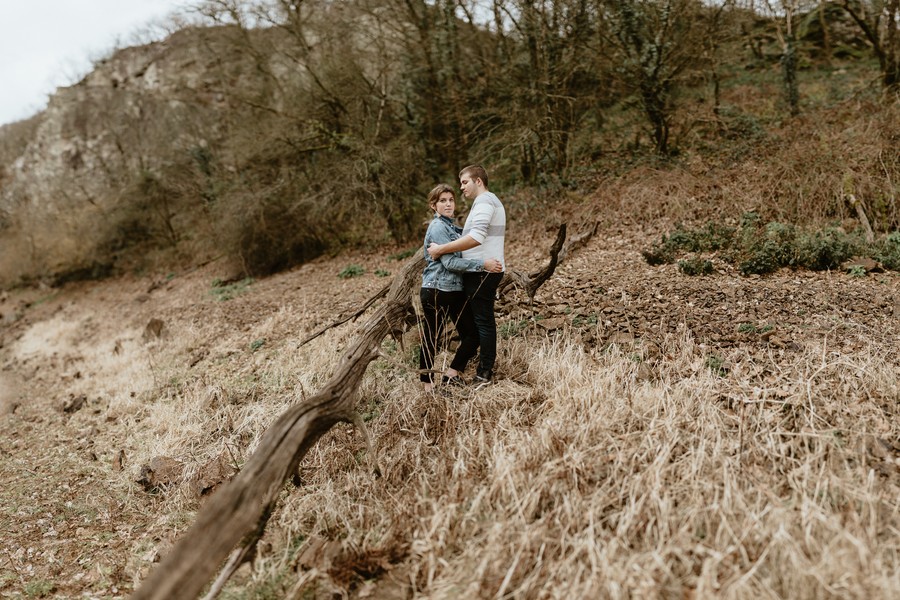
[419,288,479,383]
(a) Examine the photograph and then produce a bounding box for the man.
[428,165,506,388]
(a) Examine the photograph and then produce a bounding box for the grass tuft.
[338,265,365,279]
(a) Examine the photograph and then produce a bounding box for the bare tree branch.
[498,223,568,302]
[132,226,574,598]
[131,251,425,600]
[298,281,393,346]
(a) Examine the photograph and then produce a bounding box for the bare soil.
[1,222,898,598]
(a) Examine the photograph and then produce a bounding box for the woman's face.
[434,192,456,218]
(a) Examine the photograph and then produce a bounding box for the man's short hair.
[460,165,488,188]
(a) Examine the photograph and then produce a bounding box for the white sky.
[0,0,189,126]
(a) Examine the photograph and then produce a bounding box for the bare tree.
[840,0,900,91]
[378,0,474,175]
[763,0,803,116]
[489,0,600,179]
[599,0,710,155]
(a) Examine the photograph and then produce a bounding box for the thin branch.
[298,279,394,346]
[131,252,426,600]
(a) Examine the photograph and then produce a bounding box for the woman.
[420,183,502,393]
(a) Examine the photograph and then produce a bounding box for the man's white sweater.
[461,191,506,271]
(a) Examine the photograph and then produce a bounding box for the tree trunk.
[818,0,832,65]
[131,224,571,599]
[781,33,800,116]
[131,251,425,600]
[885,0,900,91]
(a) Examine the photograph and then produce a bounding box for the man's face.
[459,172,478,200]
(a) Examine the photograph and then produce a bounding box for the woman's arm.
[429,219,502,272]
[428,234,480,260]
[439,252,483,273]
[426,219,480,272]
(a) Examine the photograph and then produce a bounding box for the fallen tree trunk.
[132,251,425,600]
[132,225,570,599]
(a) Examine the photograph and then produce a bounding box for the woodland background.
[0,0,898,287]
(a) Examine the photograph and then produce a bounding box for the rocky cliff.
[0,26,272,282]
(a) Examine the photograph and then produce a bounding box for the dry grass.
[590,99,900,234]
[105,311,900,599]
[2,241,898,598]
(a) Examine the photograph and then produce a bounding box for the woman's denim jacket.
[422,214,484,292]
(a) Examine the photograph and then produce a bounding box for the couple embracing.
[419,165,506,394]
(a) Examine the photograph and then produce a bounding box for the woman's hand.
[483,258,503,273]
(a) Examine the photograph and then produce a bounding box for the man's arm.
[428,234,480,260]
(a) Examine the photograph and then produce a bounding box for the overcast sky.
[0,0,189,126]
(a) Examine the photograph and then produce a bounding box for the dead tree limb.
[298,281,391,346]
[497,222,582,305]
[497,224,566,302]
[133,225,577,599]
[558,219,599,263]
[847,194,875,243]
[131,250,426,600]
[200,500,274,600]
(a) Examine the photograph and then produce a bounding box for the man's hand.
[483,258,503,273]
[427,242,444,260]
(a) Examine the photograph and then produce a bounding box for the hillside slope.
[1,220,898,598]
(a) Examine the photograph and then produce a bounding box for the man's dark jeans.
[463,271,503,378]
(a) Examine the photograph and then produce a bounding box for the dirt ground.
[1,220,898,598]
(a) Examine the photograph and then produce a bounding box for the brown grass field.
[1,207,898,598]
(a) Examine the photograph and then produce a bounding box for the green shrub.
[739,243,782,275]
[24,579,56,598]
[737,322,757,334]
[389,247,418,261]
[738,322,774,334]
[705,355,728,377]
[500,319,529,339]
[678,257,714,276]
[647,215,896,276]
[339,264,365,279]
[875,231,900,270]
[641,245,674,266]
[737,221,796,274]
[210,277,254,301]
[794,227,861,270]
[643,222,736,266]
